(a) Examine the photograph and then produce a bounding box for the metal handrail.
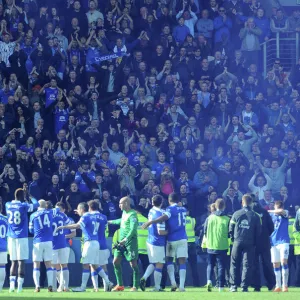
[260,32,299,76]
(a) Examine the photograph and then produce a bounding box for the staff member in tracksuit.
[229,194,261,292]
[252,199,275,291]
[294,206,300,286]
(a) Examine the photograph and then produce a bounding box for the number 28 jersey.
[6,199,38,239]
[164,204,187,242]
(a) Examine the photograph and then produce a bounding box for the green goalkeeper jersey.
[111,209,138,242]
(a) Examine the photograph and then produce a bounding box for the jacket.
[193,169,218,193]
[253,201,274,250]
[213,16,232,43]
[239,27,262,51]
[229,206,261,246]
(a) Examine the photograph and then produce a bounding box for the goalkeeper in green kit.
[108,196,139,291]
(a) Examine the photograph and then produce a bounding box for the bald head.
[39,199,47,208]
[119,196,131,211]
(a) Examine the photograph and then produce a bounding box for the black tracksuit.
[229,206,261,290]
[252,202,276,290]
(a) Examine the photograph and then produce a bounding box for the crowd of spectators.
[0,0,300,235]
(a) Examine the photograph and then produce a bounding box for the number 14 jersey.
[29,208,59,244]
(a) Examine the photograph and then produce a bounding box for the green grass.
[1,288,300,300]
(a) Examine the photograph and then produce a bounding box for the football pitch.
[1,288,300,300]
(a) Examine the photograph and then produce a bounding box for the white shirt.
[108,149,124,166]
[0,41,16,67]
[248,173,272,200]
[86,10,104,24]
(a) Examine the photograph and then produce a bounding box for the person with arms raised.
[5,188,38,293]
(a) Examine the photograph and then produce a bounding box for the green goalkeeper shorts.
[114,239,138,262]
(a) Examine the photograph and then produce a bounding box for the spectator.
[257,156,288,198]
[270,8,288,34]
[213,7,232,51]
[196,10,213,42]
[239,18,262,67]
[226,127,258,158]
[176,5,198,38]
[193,160,218,195]
[222,183,241,216]
[248,169,272,200]
[116,156,136,195]
[173,17,190,46]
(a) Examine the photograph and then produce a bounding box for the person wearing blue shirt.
[61,207,77,280]
[5,188,38,293]
[269,201,290,292]
[90,207,110,292]
[96,151,116,173]
[0,202,8,292]
[51,202,71,292]
[74,160,96,193]
[213,7,232,46]
[152,152,172,180]
[57,201,112,292]
[140,195,168,292]
[29,200,58,293]
[54,98,72,135]
[0,87,14,104]
[173,17,190,45]
[142,193,188,292]
[39,79,59,108]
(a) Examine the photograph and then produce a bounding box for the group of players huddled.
[0,188,299,293]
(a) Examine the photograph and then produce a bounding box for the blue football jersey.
[29,208,58,244]
[164,204,187,242]
[270,210,290,246]
[79,212,101,242]
[52,211,71,250]
[95,212,108,250]
[0,214,8,252]
[45,87,58,108]
[148,207,166,246]
[6,199,38,238]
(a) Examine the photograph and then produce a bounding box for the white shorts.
[147,242,165,264]
[52,248,70,265]
[166,239,188,259]
[33,241,53,262]
[0,252,7,264]
[271,243,289,263]
[99,249,110,266]
[82,240,99,265]
[8,237,29,261]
